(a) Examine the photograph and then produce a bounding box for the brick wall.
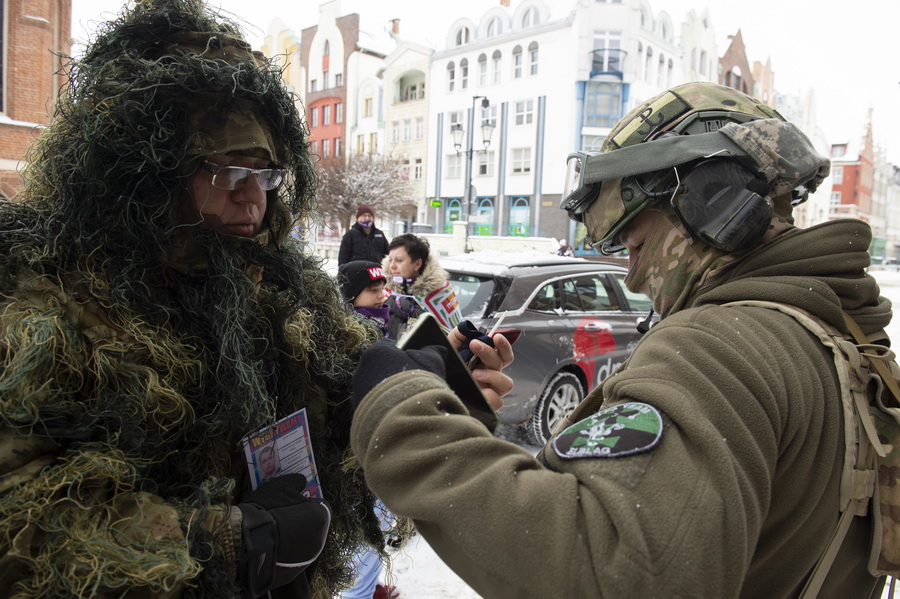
[1,0,71,198]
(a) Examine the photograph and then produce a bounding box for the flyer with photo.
[241,408,322,498]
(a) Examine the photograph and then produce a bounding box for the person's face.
[618,209,660,271]
[354,281,387,308]
[357,212,374,228]
[260,446,277,476]
[389,246,423,279]
[188,154,270,237]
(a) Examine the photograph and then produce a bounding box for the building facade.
[0,0,71,199]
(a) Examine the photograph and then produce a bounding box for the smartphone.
[397,313,498,432]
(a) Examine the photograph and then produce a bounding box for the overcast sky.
[71,0,899,164]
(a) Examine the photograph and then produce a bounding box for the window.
[515,99,534,125]
[335,73,343,87]
[582,135,606,151]
[335,138,342,156]
[310,107,319,127]
[402,118,411,141]
[449,111,463,128]
[414,158,423,180]
[513,45,523,78]
[487,17,500,38]
[699,50,708,76]
[492,50,502,84]
[508,196,530,236]
[832,145,846,158]
[584,81,621,128]
[447,154,462,178]
[311,141,318,155]
[369,132,378,154]
[528,42,539,75]
[528,283,560,312]
[833,166,844,184]
[658,54,665,87]
[512,148,531,173]
[460,58,469,90]
[364,97,373,117]
[478,54,488,86]
[323,70,329,89]
[310,79,317,93]
[402,160,411,180]
[336,102,343,123]
[563,275,618,312]
[324,40,330,56]
[391,121,400,143]
[356,135,364,154]
[644,47,653,83]
[415,117,424,139]
[593,31,622,72]
[323,105,331,126]
[322,139,330,157]
[455,27,470,46]
[612,274,652,312]
[477,151,495,176]
[447,62,456,92]
[481,105,497,127]
[831,192,842,205]
[522,7,535,28]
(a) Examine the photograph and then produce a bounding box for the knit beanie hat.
[339,260,387,301]
[356,205,375,219]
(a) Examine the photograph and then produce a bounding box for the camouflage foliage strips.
[0,0,385,596]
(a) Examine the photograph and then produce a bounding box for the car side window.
[561,279,583,311]
[565,274,619,312]
[612,273,653,312]
[527,282,560,312]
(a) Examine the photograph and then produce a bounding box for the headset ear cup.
[673,160,773,252]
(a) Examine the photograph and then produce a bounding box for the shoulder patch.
[553,402,663,459]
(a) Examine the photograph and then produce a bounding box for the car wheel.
[527,372,584,445]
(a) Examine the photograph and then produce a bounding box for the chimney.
[390,18,400,35]
[500,0,510,6]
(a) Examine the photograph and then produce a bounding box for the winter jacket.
[351,219,888,599]
[381,254,462,339]
[338,223,389,266]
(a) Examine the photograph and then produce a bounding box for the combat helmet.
[560,82,830,254]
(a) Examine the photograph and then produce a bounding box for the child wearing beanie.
[338,260,391,338]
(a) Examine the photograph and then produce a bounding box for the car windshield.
[448,272,494,317]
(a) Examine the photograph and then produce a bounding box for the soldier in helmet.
[348,82,890,597]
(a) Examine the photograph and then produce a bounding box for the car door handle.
[582,322,604,331]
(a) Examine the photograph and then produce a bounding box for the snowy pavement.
[359,268,900,599]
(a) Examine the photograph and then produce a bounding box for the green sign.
[430,200,442,207]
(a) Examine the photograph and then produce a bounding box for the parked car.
[442,252,653,444]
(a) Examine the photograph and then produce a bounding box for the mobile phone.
[397,313,498,432]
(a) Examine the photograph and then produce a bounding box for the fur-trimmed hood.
[382,252,450,297]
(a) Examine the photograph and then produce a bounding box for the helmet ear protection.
[670,158,773,253]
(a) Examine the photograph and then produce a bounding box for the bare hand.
[448,328,514,411]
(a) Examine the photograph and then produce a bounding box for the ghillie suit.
[0,1,385,597]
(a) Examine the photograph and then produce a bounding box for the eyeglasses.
[200,161,286,191]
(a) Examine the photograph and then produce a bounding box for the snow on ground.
[357,267,900,598]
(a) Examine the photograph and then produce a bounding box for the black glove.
[237,473,331,598]
[353,338,447,407]
[455,320,495,364]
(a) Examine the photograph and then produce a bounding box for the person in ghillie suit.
[0,1,387,597]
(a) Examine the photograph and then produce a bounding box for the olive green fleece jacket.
[351,219,888,599]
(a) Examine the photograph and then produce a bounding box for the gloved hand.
[353,338,447,407]
[237,473,331,598]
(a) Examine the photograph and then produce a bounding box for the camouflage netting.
[0,0,385,596]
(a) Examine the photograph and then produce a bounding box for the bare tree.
[315,154,417,231]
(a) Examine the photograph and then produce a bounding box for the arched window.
[657,53,665,87]
[509,197,531,236]
[478,53,487,86]
[447,62,456,92]
[522,7,535,28]
[644,47,653,83]
[487,17,500,37]
[528,41,539,75]
[460,58,469,90]
[700,50,708,76]
[475,197,495,236]
[492,50,502,84]
[455,27,470,46]
[667,58,674,88]
[444,198,463,233]
[323,40,330,55]
[512,45,523,78]
[637,42,643,79]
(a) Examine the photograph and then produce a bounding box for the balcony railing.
[393,89,426,104]
[590,48,626,76]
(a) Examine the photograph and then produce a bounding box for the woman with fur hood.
[382,234,462,339]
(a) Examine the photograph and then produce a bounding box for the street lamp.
[451,96,494,251]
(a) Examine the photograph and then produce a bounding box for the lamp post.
[451,95,494,252]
